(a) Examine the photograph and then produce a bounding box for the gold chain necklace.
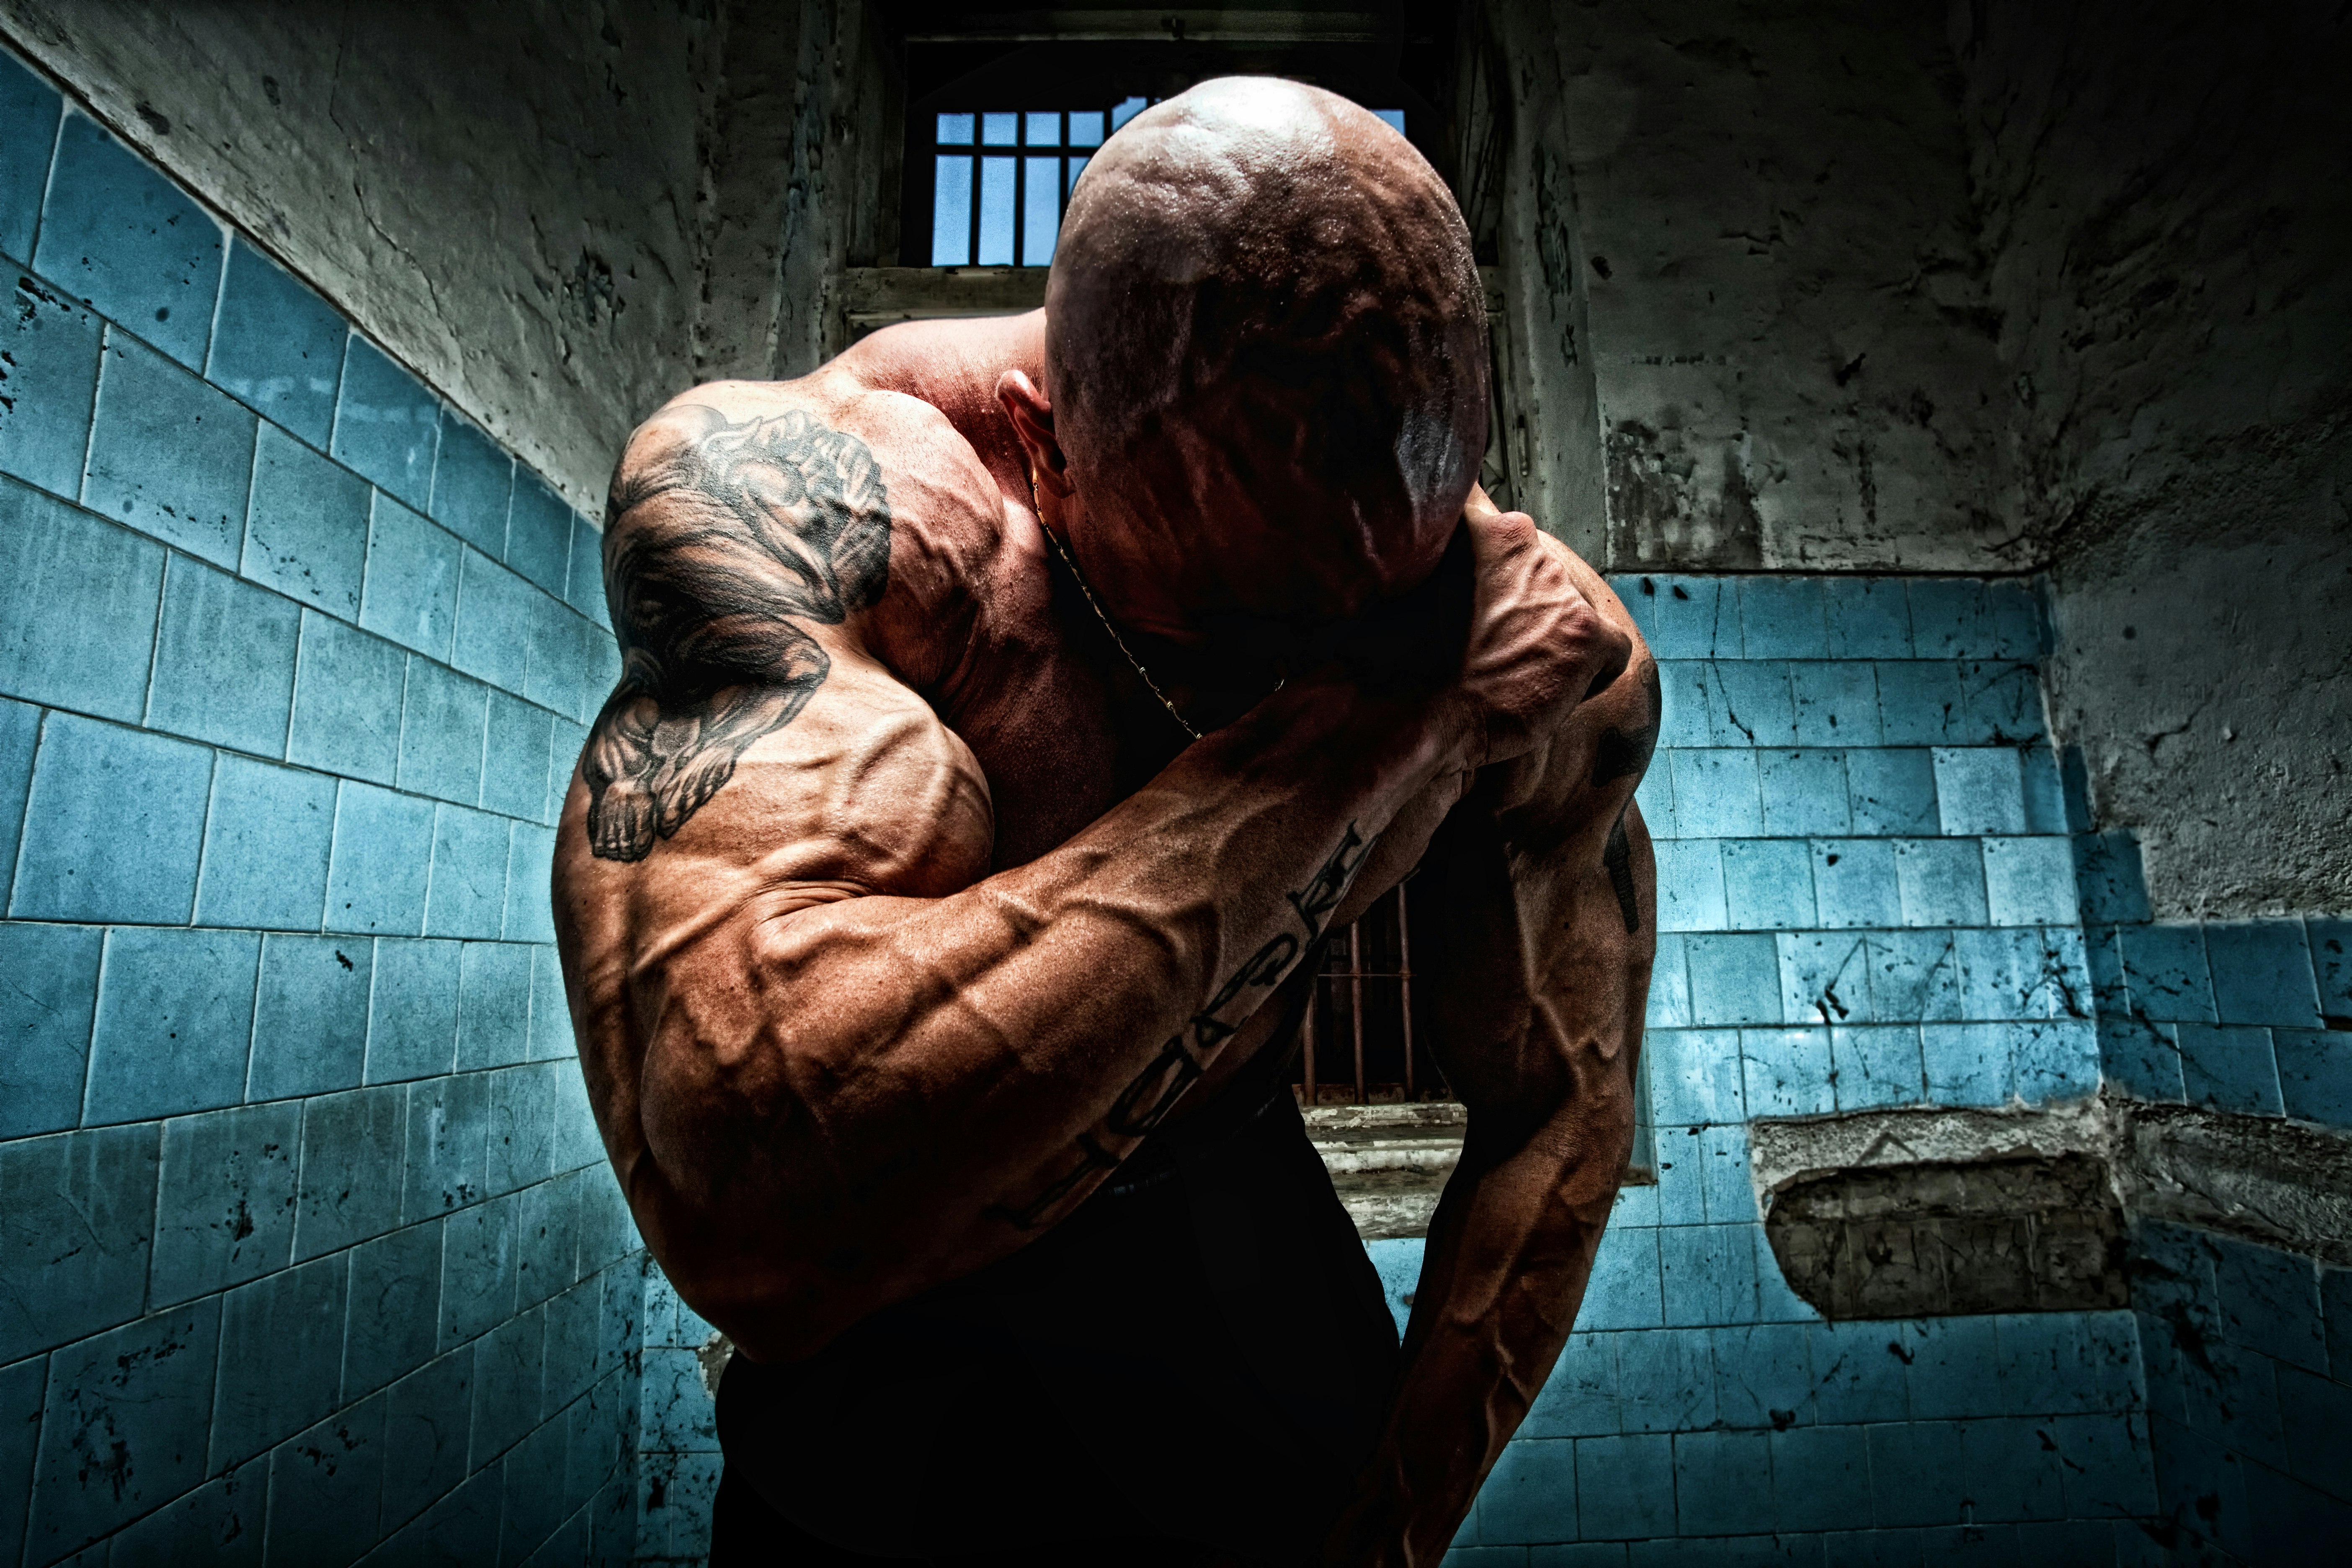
[1030,470,1205,741]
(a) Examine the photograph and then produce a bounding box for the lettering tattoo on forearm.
[991,823,1374,1230]
[582,406,892,861]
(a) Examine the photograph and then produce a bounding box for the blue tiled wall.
[0,48,636,1567]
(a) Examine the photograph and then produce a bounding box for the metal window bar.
[1297,881,1434,1107]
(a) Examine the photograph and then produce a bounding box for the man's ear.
[995,369,1074,498]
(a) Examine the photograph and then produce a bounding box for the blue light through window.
[929,101,1403,267]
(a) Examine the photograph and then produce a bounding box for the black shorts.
[712,1073,1399,1566]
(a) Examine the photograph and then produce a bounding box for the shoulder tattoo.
[583,405,892,862]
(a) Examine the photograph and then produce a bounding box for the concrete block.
[1770,1425,1871,1534]
[1647,1028,1744,1126]
[443,1190,522,1349]
[248,933,373,1100]
[206,237,346,446]
[209,1251,349,1470]
[0,47,61,260]
[137,555,310,769]
[0,920,101,1137]
[292,1083,406,1260]
[35,113,222,367]
[1698,1124,1758,1223]
[333,336,439,507]
[1758,749,1851,837]
[1809,1322,1912,1426]
[523,591,591,718]
[397,656,489,805]
[2099,1014,2186,1104]
[451,546,537,694]
[1921,1023,2011,1106]
[1932,747,2026,835]
[325,779,435,934]
[456,940,534,1071]
[2072,831,2151,925]
[107,1452,267,1568]
[1844,748,1939,836]
[565,513,605,619]
[504,823,558,944]
[517,1169,585,1313]
[2018,743,2070,834]
[1581,1223,1663,1331]
[1672,1428,1774,1536]
[482,691,555,820]
[193,754,335,929]
[1906,580,1992,662]
[85,926,260,1124]
[1791,661,1883,750]
[2012,1019,2101,1103]
[1955,661,2044,744]
[1655,839,1728,934]
[1980,837,2079,927]
[1903,1317,2005,1421]
[500,1406,573,1560]
[542,1270,602,1414]
[1525,1331,1619,1440]
[242,424,370,620]
[527,941,577,1062]
[1736,578,1828,660]
[547,718,587,821]
[360,491,462,660]
[0,694,33,854]
[1983,580,2042,660]
[1892,838,1988,927]
[1811,839,1902,929]
[149,1100,301,1308]
[1741,1027,1836,1118]
[1574,1433,1677,1539]
[0,1123,157,1362]
[1862,930,1964,1022]
[486,1062,560,1196]
[11,712,210,922]
[577,1172,636,1279]
[1957,1415,2065,1522]
[1656,660,1718,749]
[1832,1025,1925,1110]
[2308,917,2352,1020]
[1823,578,1913,660]
[24,1299,221,1558]
[1779,930,1873,1026]
[1716,661,1798,745]
[404,1069,492,1225]
[2273,1029,2352,1127]
[2205,920,2323,1028]
[0,271,102,495]
[366,936,464,1085]
[84,331,255,566]
[1687,934,1784,1026]
[344,1217,444,1400]
[426,802,511,939]
[1653,1129,1706,1225]
[1665,1222,1759,1326]
[472,1301,547,1462]
[2211,1235,2324,1375]
[1723,838,1817,931]
[430,413,514,555]
[1873,663,1962,747]
[265,1391,389,1566]
[1712,1320,1816,1433]
[1955,927,2088,1024]
[1865,1421,1968,1529]
[2175,1024,2284,1116]
[382,1351,475,1533]
[1620,1326,1719,1431]
[1638,576,1738,659]
[395,1464,505,1566]
[286,610,407,781]
[2118,924,2215,1023]
[1475,1436,1576,1544]
[1648,935,1692,1028]
[505,468,573,595]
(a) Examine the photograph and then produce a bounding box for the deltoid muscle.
[583,406,892,861]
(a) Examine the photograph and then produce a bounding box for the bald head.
[1042,78,1486,627]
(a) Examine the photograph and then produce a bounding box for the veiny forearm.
[1322,787,1653,1564]
[638,675,1465,1357]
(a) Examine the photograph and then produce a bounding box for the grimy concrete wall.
[1482,0,2350,918]
[0,0,899,513]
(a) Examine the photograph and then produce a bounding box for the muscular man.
[553,79,1659,1566]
